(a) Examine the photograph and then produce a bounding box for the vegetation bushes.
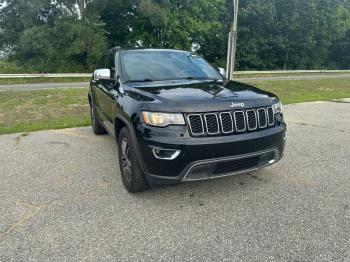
[0,62,32,74]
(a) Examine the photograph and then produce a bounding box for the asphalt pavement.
[0,101,349,261]
[1,73,350,91]
[0,82,89,91]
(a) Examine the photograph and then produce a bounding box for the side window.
[107,52,116,79]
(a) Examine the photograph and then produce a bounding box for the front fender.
[114,114,149,175]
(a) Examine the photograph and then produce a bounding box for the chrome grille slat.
[187,114,204,135]
[219,112,234,134]
[246,110,258,131]
[267,107,275,126]
[257,108,268,128]
[204,114,220,135]
[233,111,246,132]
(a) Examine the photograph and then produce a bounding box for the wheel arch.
[114,117,127,139]
[88,93,92,106]
[114,115,148,174]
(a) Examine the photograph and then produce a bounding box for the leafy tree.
[236,0,350,70]
[0,0,350,72]
[101,0,228,65]
[0,0,108,72]
[329,5,350,69]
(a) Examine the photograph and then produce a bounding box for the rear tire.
[118,127,148,193]
[90,105,106,135]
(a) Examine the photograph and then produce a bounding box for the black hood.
[124,80,278,113]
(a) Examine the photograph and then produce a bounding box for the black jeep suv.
[88,47,287,192]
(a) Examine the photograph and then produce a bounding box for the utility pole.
[226,0,239,80]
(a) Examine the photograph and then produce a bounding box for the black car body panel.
[125,80,277,112]
[89,48,287,185]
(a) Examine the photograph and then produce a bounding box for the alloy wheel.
[121,138,132,182]
[90,107,96,125]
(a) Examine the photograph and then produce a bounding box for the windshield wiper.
[124,79,154,83]
[181,77,222,81]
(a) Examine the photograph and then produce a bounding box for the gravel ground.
[0,101,349,261]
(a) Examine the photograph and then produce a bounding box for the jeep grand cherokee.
[88,47,287,192]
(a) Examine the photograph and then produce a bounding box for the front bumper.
[182,148,280,181]
[135,123,287,185]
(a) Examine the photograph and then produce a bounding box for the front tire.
[118,127,148,193]
[90,105,106,135]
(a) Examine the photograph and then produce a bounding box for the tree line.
[0,0,349,73]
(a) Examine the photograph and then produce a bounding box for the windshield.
[120,50,222,82]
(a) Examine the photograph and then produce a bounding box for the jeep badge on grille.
[230,102,245,108]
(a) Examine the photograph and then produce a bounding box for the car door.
[91,53,109,121]
[94,51,119,134]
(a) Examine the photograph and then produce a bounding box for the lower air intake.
[213,156,260,175]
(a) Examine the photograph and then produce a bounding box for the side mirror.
[217,67,226,78]
[94,68,111,81]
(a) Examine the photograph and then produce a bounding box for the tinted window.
[121,51,222,82]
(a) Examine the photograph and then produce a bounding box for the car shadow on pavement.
[128,169,272,202]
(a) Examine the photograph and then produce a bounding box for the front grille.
[213,156,261,175]
[187,107,276,137]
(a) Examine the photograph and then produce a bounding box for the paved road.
[0,82,89,91]
[0,102,349,261]
[1,74,350,91]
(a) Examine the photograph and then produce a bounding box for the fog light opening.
[152,148,181,160]
[283,131,288,140]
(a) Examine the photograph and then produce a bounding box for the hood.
[124,80,278,113]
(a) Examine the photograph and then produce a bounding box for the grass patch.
[0,78,349,135]
[0,88,90,135]
[246,78,350,104]
[0,77,90,85]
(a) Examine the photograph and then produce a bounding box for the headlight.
[272,101,283,114]
[142,112,185,127]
